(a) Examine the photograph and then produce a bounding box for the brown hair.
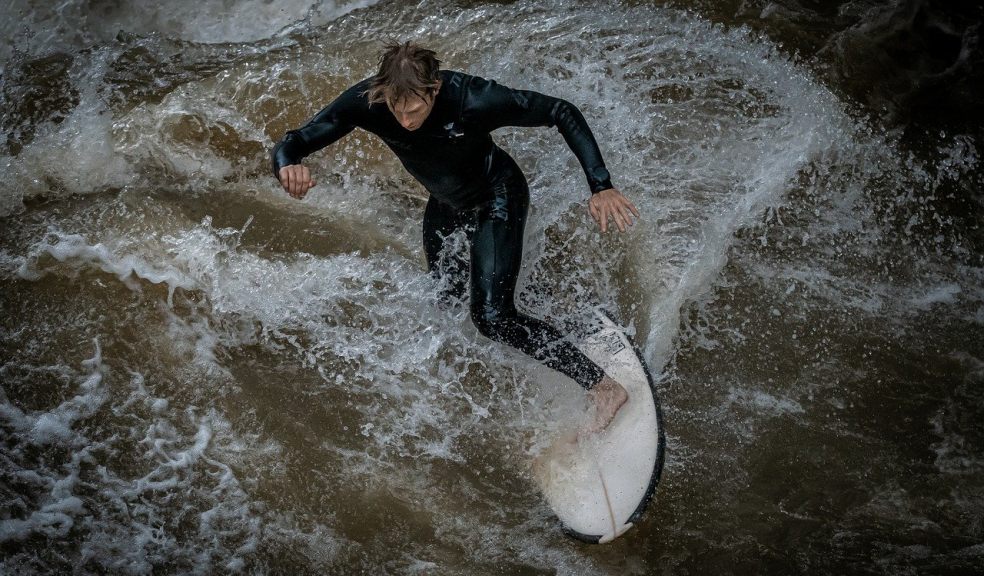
[366,41,442,106]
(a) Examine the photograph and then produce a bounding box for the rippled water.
[1,0,981,574]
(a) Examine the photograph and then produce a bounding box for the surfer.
[272,42,638,432]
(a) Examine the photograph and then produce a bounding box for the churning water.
[1,0,982,574]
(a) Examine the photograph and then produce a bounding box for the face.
[387,82,441,131]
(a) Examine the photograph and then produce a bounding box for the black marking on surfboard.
[596,330,626,357]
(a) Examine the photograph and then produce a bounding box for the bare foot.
[585,375,628,434]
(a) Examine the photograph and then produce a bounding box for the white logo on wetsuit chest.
[444,122,464,139]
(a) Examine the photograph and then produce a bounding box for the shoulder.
[454,71,497,92]
[439,69,473,89]
[458,72,527,116]
[340,76,374,105]
[433,69,472,109]
[442,70,513,95]
[328,76,383,118]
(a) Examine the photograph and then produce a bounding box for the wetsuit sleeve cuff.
[589,171,613,194]
[271,131,307,178]
[590,181,613,194]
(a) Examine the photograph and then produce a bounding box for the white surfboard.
[533,309,665,543]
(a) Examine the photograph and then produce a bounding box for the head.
[366,41,442,131]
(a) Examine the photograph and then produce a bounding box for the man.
[272,42,638,432]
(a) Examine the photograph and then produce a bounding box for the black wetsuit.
[273,70,611,389]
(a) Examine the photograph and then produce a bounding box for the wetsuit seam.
[457,73,471,124]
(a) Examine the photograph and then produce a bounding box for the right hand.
[278,164,316,199]
[588,187,640,233]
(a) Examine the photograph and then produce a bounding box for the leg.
[468,176,607,392]
[423,195,474,304]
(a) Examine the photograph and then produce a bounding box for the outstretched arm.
[271,84,362,199]
[466,76,639,232]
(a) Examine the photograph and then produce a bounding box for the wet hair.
[366,41,442,106]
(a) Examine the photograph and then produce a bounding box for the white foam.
[0,334,287,570]
[113,86,266,185]
[753,262,887,314]
[0,341,106,543]
[727,386,805,417]
[0,48,132,215]
[909,283,962,308]
[16,231,197,304]
[31,340,107,446]
[0,0,382,63]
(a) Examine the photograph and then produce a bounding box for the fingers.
[279,165,315,199]
[590,191,641,234]
[294,166,309,198]
[615,199,637,232]
[612,204,628,233]
[593,199,611,233]
[280,166,298,198]
[279,167,291,194]
[591,197,610,233]
[589,200,602,229]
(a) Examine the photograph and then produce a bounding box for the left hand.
[588,188,640,233]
